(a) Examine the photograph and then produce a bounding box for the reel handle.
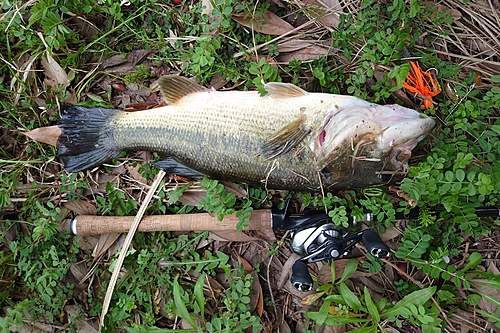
[290,261,313,292]
[362,230,390,258]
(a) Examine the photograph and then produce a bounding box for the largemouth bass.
[57,76,435,191]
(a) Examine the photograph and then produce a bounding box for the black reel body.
[272,204,390,292]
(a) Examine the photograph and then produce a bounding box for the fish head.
[315,104,436,187]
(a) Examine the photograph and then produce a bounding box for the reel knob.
[362,230,390,258]
[291,261,313,292]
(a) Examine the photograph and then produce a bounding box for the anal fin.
[153,157,206,179]
[261,117,311,159]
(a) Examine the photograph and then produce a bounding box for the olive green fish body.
[57,76,436,191]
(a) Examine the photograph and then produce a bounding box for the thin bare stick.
[100,170,166,329]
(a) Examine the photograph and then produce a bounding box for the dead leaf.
[78,235,99,251]
[70,261,89,282]
[212,230,259,242]
[209,74,229,90]
[99,49,152,75]
[422,2,461,21]
[320,323,346,333]
[23,125,61,147]
[276,44,330,63]
[476,262,500,314]
[221,181,248,199]
[70,16,100,42]
[303,0,341,28]
[232,11,295,35]
[379,227,401,242]
[125,164,148,184]
[177,188,207,206]
[64,200,97,215]
[277,39,315,53]
[92,233,122,262]
[277,253,301,289]
[41,51,69,88]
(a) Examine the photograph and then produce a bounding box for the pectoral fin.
[261,117,311,159]
[153,157,206,179]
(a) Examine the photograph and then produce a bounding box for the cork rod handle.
[71,209,273,236]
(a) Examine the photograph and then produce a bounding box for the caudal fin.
[57,106,121,172]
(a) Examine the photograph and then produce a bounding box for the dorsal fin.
[264,82,308,98]
[158,75,209,104]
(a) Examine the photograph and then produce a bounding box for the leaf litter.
[2,0,500,332]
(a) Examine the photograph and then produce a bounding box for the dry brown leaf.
[99,49,152,75]
[303,0,341,28]
[221,181,248,199]
[476,262,500,314]
[212,230,259,242]
[85,174,119,196]
[422,2,461,21]
[379,227,401,242]
[23,125,61,147]
[276,45,330,63]
[277,39,315,53]
[92,233,122,262]
[41,52,69,87]
[317,258,351,284]
[64,200,97,215]
[70,261,89,282]
[209,74,229,90]
[177,189,207,206]
[277,253,301,289]
[320,323,346,333]
[71,16,100,41]
[236,254,255,272]
[125,164,148,184]
[232,11,295,35]
[78,235,99,251]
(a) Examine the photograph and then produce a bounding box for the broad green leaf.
[349,325,378,333]
[491,75,500,83]
[364,287,380,323]
[338,282,363,311]
[338,258,358,283]
[383,287,436,317]
[173,276,197,328]
[422,325,441,333]
[194,273,206,319]
[477,310,500,327]
[471,278,500,290]
[307,312,369,325]
[481,293,500,308]
[311,298,332,325]
[455,169,465,182]
[463,252,482,271]
[491,124,500,134]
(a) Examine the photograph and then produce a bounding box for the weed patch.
[1,0,500,332]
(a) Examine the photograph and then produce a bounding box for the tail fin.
[57,106,121,172]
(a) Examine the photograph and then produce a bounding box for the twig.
[382,259,458,333]
[100,170,166,329]
[388,186,417,208]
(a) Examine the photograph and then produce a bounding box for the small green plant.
[307,258,439,331]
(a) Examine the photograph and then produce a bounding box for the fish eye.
[378,173,392,183]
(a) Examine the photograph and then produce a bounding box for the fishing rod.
[70,204,500,291]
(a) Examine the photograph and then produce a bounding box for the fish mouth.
[378,110,436,174]
[314,104,436,185]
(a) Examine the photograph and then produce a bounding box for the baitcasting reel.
[271,203,390,292]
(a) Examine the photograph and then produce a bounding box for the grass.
[1,0,500,332]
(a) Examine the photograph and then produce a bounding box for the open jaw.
[315,104,436,184]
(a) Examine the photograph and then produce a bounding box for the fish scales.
[111,91,367,188]
[56,76,436,191]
